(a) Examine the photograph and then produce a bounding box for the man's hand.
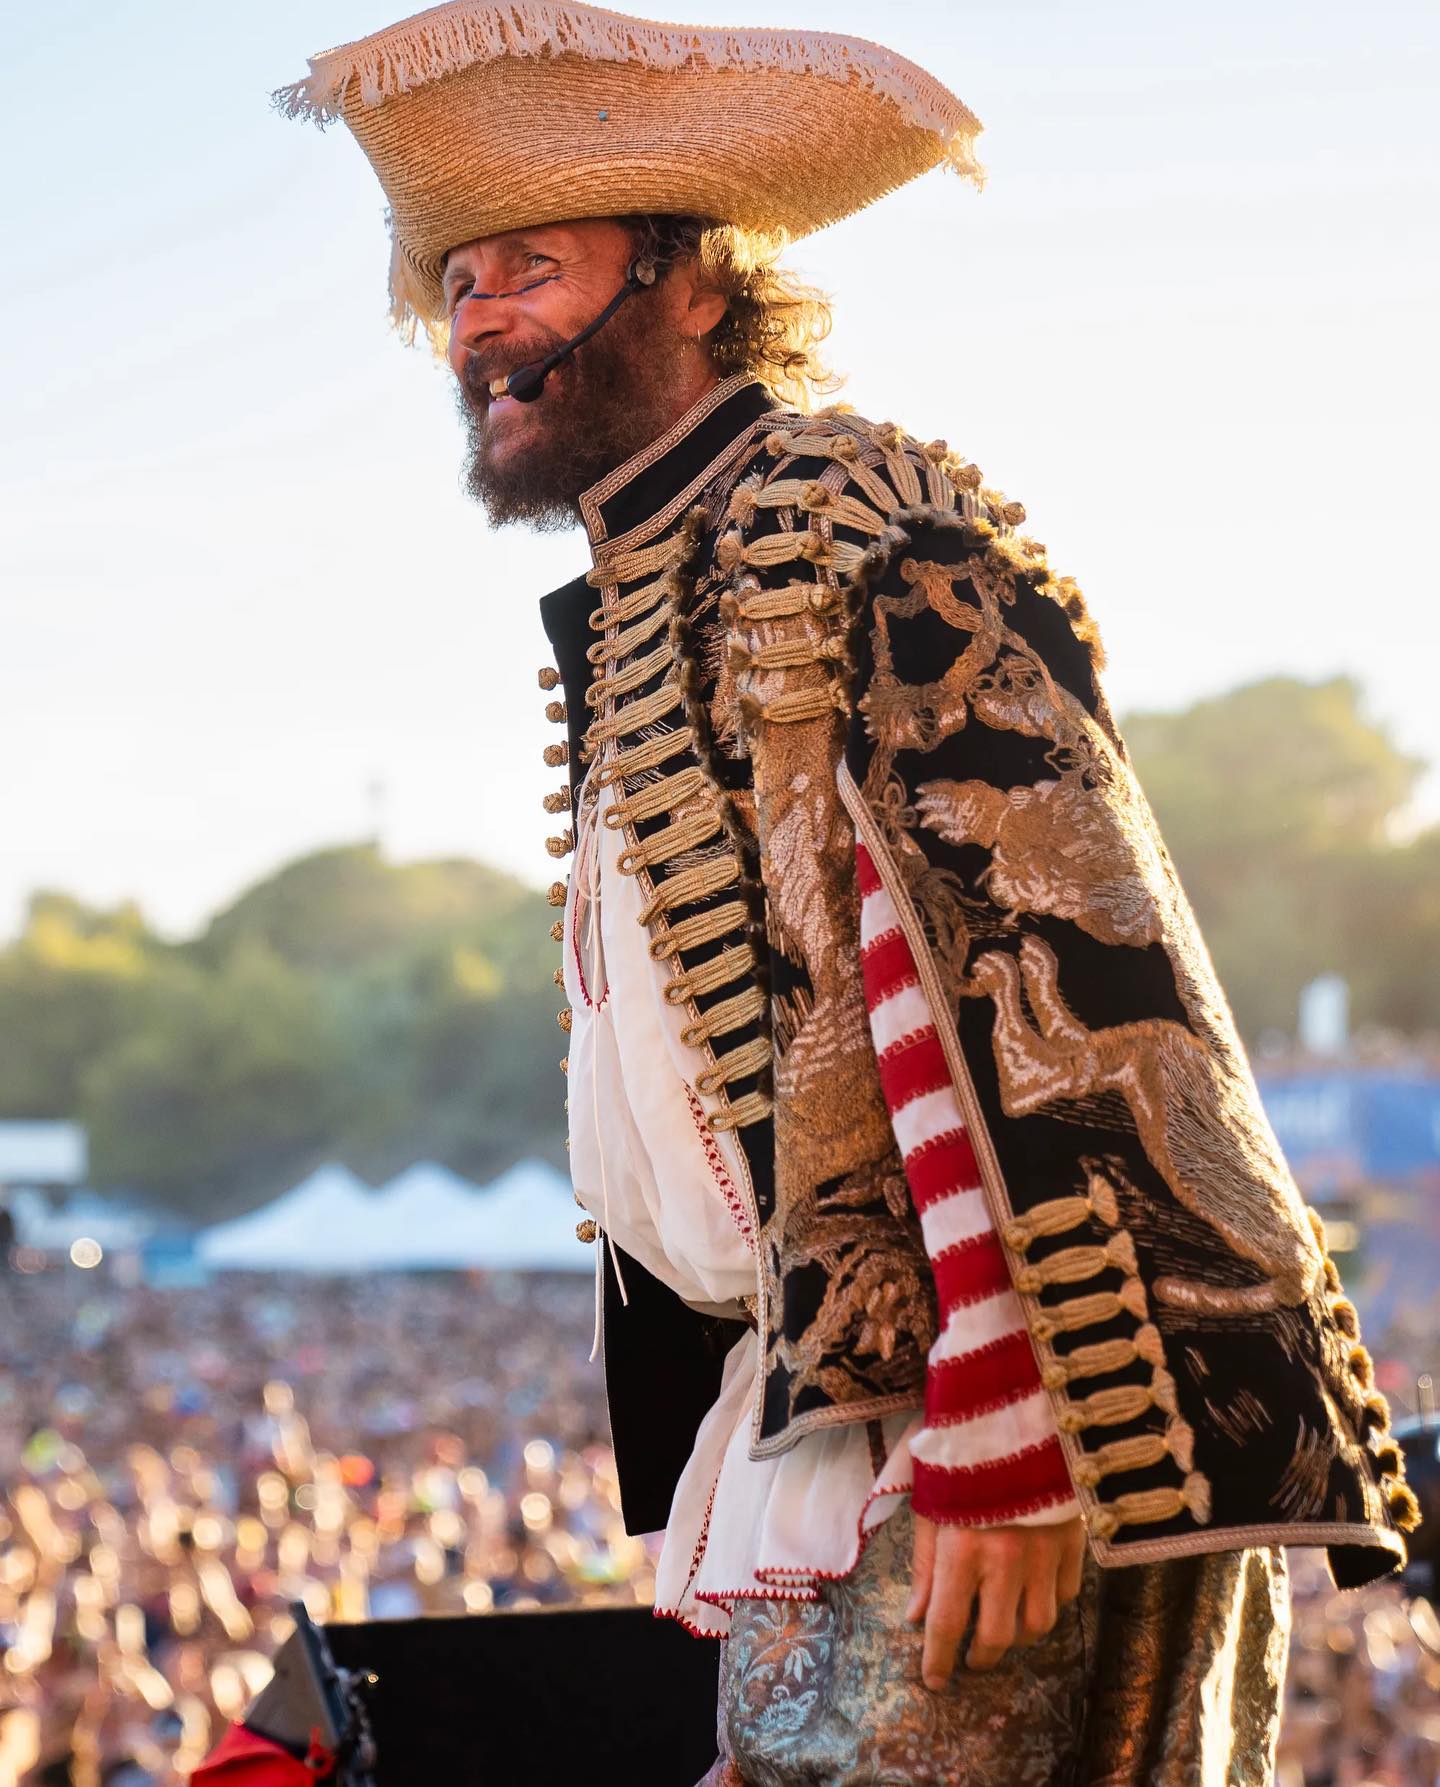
[905,1513,1086,1687]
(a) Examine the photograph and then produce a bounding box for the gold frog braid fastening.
[577,511,774,1136]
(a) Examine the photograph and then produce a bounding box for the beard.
[454,289,696,530]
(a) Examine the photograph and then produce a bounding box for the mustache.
[458,333,568,410]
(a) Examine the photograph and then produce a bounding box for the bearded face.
[444,221,715,531]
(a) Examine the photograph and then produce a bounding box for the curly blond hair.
[623,215,840,413]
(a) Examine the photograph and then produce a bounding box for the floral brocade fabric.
[713,1507,1289,1787]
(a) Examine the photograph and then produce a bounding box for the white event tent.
[195,1158,587,1274]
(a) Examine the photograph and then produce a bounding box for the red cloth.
[856,839,1073,1525]
[190,1723,332,1785]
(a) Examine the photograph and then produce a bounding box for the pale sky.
[2,0,1436,942]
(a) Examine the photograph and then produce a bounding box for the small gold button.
[538,666,560,690]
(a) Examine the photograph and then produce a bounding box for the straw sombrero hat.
[276,0,983,332]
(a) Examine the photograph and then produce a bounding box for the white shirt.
[563,760,924,1637]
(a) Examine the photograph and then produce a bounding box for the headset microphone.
[488,257,657,405]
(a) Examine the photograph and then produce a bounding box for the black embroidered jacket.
[539,373,1414,1587]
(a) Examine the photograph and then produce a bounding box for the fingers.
[964,1560,1022,1673]
[1015,1543,1058,1649]
[910,1518,1088,1687]
[1012,1518,1085,1651]
[1056,1519,1086,1607]
[917,1525,980,1691]
[905,1513,938,1626]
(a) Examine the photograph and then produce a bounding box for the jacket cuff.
[910,1436,1078,1527]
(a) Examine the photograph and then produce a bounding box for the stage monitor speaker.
[246,1605,720,1784]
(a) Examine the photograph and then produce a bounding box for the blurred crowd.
[0,1264,1436,1786]
[0,1268,649,1785]
[1278,1551,1440,1786]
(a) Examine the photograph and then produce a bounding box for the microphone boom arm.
[490,257,657,404]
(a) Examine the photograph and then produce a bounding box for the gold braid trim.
[590,536,685,586]
[1069,1421,1197,1488]
[729,635,849,673]
[709,1091,772,1131]
[680,984,768,1046]
[583,678,683,746]
[739,685,850,727]
[794,485,891,533]
[726,528,823,569]
[1039,1322,1168,1387]
[1056,1381,1163,1433]
[586,598,674,664]
[636,855,740,923]
[616,806,725,872]
[596,729,692,784]
[602,765,708,828]
[586,639,674,706]
[1305,1205,1421,1534]
[578,506,771,1141]
[998,1158,1210,1532]
[1086,1474,1212,1542]
[725,579,841,623]
[1003,1175,1120,1249]
[1026,1280,1150,1341]
[762,416,988,514]
[740,478,890,536]
[1012,1230,1138,1293]
[718,528,871,578]
[586,572,672,630]
[723,418,992,758]
[695,1036,773,1095]
[649,901,751,958]
[662,944,758,1002]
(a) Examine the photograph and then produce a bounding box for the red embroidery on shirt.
[684,1083,755,1249]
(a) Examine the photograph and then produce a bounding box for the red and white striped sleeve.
[857,840,1079,1527]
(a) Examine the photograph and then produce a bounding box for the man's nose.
[447,293,518,373]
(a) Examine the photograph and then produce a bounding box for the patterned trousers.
[705,1505,1289,1787]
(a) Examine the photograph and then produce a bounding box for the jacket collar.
[577,372,778,546]
[540,372,779,732]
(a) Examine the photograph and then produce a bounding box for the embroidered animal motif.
[964,936,1319,1312]
[916,775,1164,950]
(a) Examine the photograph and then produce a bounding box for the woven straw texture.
[276,0,983,327]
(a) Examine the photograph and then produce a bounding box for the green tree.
[0,892,177,1118]
[1122,675,1431,1038]
[0,844,566,1220]
[80,936,346,1217]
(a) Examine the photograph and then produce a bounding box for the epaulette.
[714,408,1103,743]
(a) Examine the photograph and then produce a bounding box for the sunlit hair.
[621,215,841,413]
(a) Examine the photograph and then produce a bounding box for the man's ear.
[667,258,728,342]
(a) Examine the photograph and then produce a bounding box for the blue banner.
[1257,1072,1440,1184]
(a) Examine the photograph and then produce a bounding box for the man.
[279,6,1416,1781]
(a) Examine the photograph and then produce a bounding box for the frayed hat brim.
[275,0,983,330]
